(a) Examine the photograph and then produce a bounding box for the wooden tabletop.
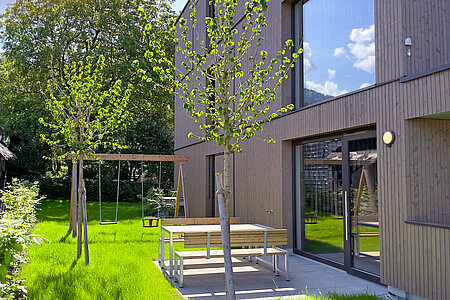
[357,221,379,228]
[162,223,273,235]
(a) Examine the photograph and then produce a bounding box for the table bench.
[173,229,289,287]
[158,217,241,267]
[353,217,379,256]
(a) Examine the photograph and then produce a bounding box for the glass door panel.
[295,139,344,265]
[346,135,380,276]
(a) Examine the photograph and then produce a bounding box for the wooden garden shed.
[0,143,15,192]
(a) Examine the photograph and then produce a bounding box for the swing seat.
[100,221,118,225]
[305,216,318,224]
[142,218,159,228]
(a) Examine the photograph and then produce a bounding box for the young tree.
[140,0,301,297]
[39,56,132,265]
[0,0,175,179]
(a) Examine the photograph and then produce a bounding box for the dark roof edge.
[400,63,450,83]
[174,0,190,25]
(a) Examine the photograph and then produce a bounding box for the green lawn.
[304,216,379,254]
[19,199,182,300]
[20,200,380,299]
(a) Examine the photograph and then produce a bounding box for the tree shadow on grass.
[303,239,343,254]
[59,230,72,243]
[69,257,79,270]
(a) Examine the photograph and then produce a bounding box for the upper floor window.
[294,0,375,108]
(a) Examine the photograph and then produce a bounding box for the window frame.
[291,0,376,109]
[291,0,306,109]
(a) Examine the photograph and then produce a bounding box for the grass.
[304,216,379,254]
[19,199,182,300]
[20,200,380,299]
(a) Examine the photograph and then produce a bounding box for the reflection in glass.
[295,139,344,264]
[294,0,375,108]
[349,138,380,275]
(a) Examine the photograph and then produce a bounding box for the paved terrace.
[158,253,388,299]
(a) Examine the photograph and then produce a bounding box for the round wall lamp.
[383,130,395,147]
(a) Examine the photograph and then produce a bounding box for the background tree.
[0,0,175,187]
[141,0,301,297]
[40,56,132,264]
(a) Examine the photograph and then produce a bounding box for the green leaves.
[40,55,132,161]
[0,218,45,284]
[142,0,301,153]
[0,265,7,283]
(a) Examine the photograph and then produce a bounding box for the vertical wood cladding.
[376,0,450,82]
[407,119,450,225]
[375,0,404,82]
[403,0,450,77]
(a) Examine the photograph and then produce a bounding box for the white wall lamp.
[383,130,396,147]
[405,37,412,57]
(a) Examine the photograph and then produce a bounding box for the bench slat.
[183,229,287,249]
[185,239,288,248]
[161,217,241,226]
[358,232,379,237]
[176,247,287,259]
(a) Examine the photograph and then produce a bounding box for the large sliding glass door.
[294,130,380,282]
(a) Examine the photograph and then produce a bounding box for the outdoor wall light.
[383,130,396,147]
[405,37,412,57]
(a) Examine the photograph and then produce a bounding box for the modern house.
[174,1,450,299]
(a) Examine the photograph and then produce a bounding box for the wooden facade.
[174,0,450,299]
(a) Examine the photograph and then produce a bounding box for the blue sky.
[301,0,375,97]
[172,0,187,13]
[0,0,10,14]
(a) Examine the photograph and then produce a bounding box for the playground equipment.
[69,154,189,233]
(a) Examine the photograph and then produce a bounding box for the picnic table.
[160,223,276,278]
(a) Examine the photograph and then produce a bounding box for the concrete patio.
[159,252,388,299]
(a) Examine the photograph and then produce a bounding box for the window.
[293,0,375,108]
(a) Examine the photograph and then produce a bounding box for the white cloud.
[360,82,372,89]
[306,80,348,97]
[328,69,336,80]
[349,25,374,44]
[347,25,375,73]
[333,47,345,57]
[353,55,375,73]
[303,42,313,73]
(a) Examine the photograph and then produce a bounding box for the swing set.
[69,154,189,234]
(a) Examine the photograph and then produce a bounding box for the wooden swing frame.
[69,154,189,236]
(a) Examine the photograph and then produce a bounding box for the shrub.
[143,188,175,218]
[0,180,44,230]
[38,175,71,201]
[0,219,45,299]
[38,174,173,203]
[0,180,45,299]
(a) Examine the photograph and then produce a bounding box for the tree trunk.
[77,157,84,259]
[71,161,78,237]
[82,181,89,265]
[217,149,235,300]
